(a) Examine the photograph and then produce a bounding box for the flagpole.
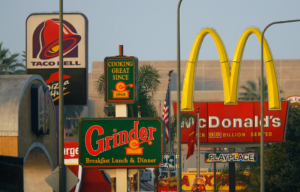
[167,70,173,183]
[168,70,173,152]
[197,106,200,177]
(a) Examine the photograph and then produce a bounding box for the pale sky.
[1,0,300,72]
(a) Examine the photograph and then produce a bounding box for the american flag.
[162,82,170,141]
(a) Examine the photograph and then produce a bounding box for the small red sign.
[174,101,289,144]
[64,141,79,159]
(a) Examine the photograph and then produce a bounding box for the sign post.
[104,47,138,104]
[102,45,139,191]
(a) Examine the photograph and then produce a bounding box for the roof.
[0,75,46,136]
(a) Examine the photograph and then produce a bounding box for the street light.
[260,19,300,192]
[177,0,183,192]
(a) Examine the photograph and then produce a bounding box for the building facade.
[87,59,300,118]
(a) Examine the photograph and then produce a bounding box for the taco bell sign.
[26,13,88,105]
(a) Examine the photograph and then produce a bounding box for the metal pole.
[229,148,235,192]
[137,171,140,192]
[138,106,141,192]
[168,70,173,152]
[168,71,172,187]
[260,19,300,192]
[196,106,200,178]
[168,70,174,189]
[59,0,66,191]
[213,148,216,192]
[176,1,183,192]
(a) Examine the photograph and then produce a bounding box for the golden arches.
[181,27,281,111]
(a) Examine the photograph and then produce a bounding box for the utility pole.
[59,0,66,191]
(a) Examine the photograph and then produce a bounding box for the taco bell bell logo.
[32,19,81,60]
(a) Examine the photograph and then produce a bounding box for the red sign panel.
[64,142,79,159]
[173,101,289,144]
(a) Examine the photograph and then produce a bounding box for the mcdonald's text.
[174,101,289,144]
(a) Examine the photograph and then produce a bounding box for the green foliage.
[264,105,300,191]
[216,166,253,192]
[169,112,195,144]
[126,64,161,117]
[64,106,84,129]
[138,64,160,95]
[225,77,298,191]
[234,147,261,192]
[238,77,283,101]
[236,105,300,191]
[104,103,115,117]
[0,42,25,75]
[96,73,105,96]
[222,105,300,191]
[238,77,268,101]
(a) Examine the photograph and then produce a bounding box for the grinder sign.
[79,118,164,168]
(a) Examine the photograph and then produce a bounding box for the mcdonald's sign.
[176,27,289,144]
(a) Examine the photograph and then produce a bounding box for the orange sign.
[112,81,133,98]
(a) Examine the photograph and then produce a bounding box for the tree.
[64,106,84,129]
[0,42,25,75]
[232,105,300,192]
[128,64,160,117]
[233,78,300,192]
[238,77,283,101]
[169,112,195,145]
[264,104,300,191]
[96,64,160,117]
[238,77,268,101]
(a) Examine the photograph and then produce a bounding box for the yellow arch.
[181,27,281,111]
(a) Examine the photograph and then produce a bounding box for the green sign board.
[79,118,164,168]
[104,56,138,104]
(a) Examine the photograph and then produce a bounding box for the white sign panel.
[26,13,87,69]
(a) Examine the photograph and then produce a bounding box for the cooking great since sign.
[104,57,138,104]
[79,118,163,168]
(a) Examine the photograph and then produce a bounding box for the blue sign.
[159,152,176,171]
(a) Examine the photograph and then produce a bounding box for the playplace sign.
[104,56,138,104]
[79,118,163,168]
[205,152,258,163]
